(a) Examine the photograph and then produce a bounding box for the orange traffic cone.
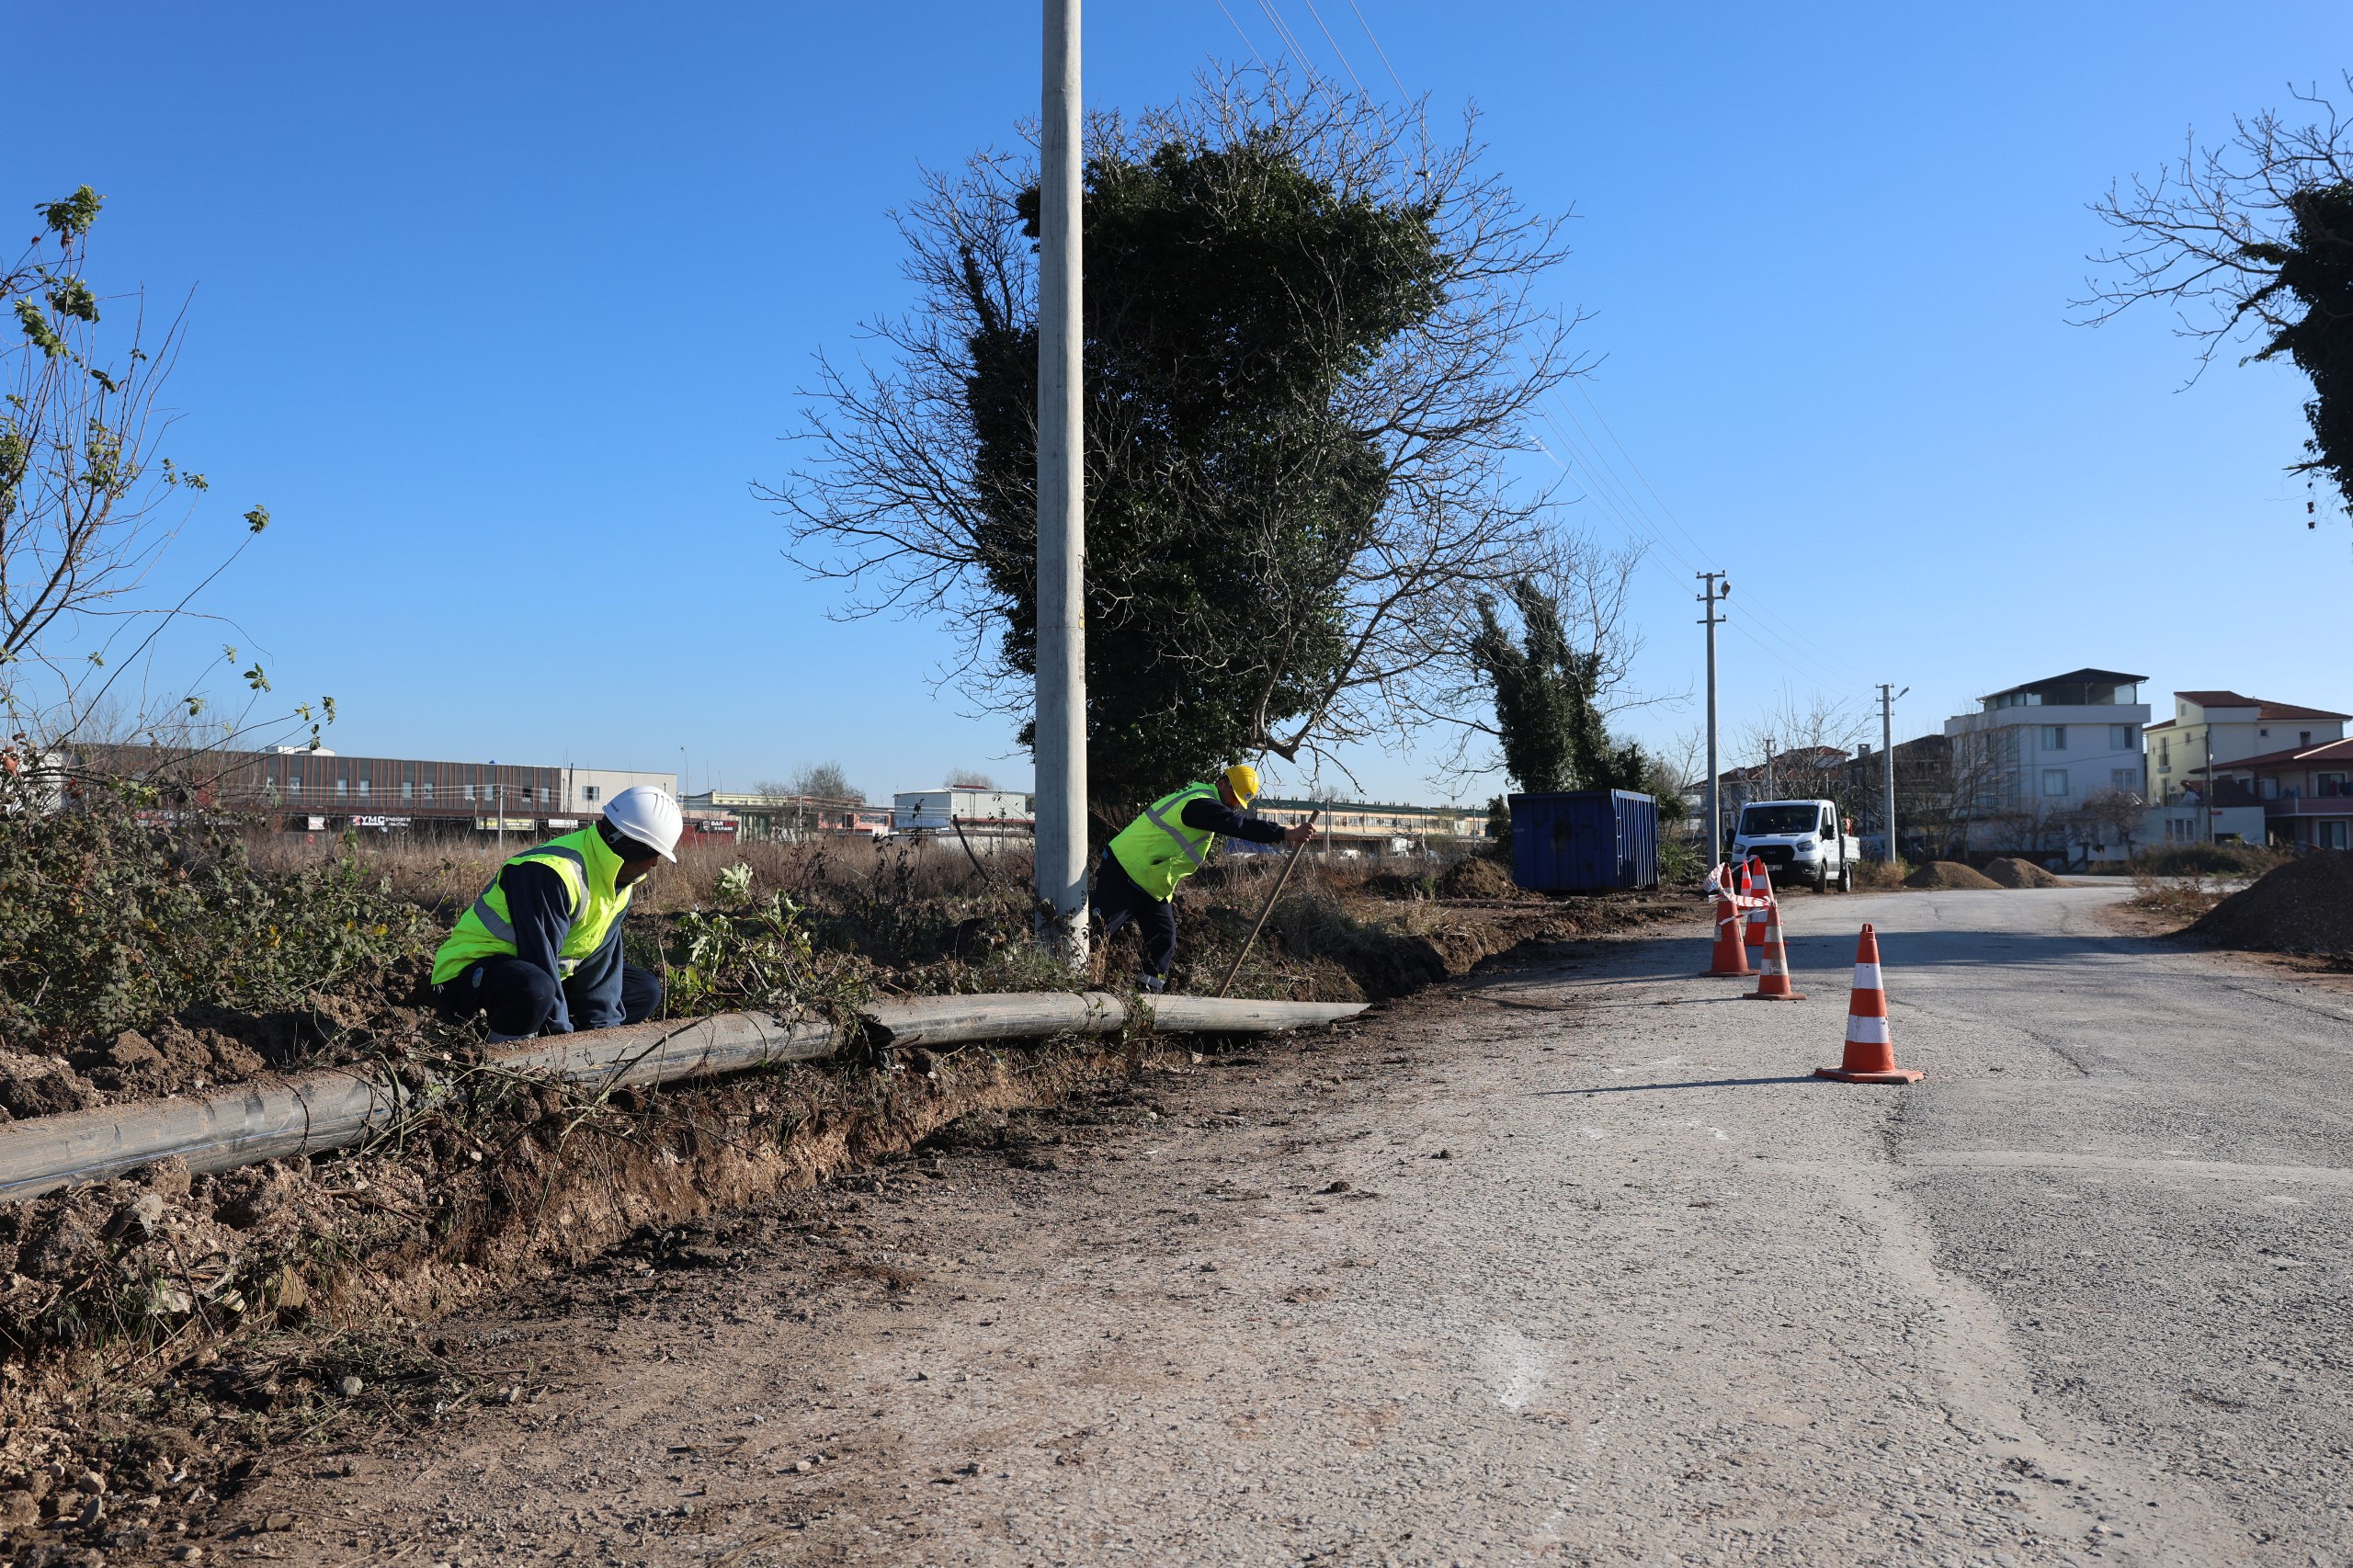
[1742,902,1805,1001]
[1699,892,1751,976]
[1743,900,1770,971]
[1815,924,1923,1083]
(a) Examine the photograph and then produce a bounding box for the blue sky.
[11,2,2349,804]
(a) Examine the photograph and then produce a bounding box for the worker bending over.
[430,785,683,1040]
[1095,764,1315,993]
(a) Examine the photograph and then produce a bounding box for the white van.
[1732,799,1858,893]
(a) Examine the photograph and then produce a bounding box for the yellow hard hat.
[1222,763,1261,804]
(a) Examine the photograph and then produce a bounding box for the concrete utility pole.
[1696,574,1728,862]
[1033,0,1089,965]
[1877,685,1908,863]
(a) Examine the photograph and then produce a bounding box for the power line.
[1296,0,1370,97]
[1343,0,1413,101]
[1562,378,1870,686]
[1532,405,1862,694]
[1212,0,1267,65]
[1254,0,1313,65]
[1542,383,1874,690]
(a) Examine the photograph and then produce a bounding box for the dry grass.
[2127,863,2234,925]
[245,832,1028,916]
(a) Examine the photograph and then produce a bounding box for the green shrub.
[1654,835,1703,888]
[2131,842,2284,878]
[0,777,432,1047]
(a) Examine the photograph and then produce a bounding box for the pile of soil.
[1984,858,2066,889]
[1904,860,2004,891]
[0,998,439,1121]
[2185,853,2353,956]
[1436,855,1525,900]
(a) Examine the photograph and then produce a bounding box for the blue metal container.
[1507,790,1659,892]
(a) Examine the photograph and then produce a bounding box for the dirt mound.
[1983,858,2065,889]
[2186,853,2353,955]
[1436,855,1523,900]
[1904,860,2003,891]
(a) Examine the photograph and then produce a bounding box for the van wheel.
[1837,859,1854,892]
[1813,860,1831,894]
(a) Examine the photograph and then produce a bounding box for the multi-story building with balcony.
[2141,690,2347,847]
[1941,668,2151,858]
[2211,737,2353,850]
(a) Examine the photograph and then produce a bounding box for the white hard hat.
[603,785,683,862]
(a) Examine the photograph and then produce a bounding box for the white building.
[893,787,1035,847]
[561,767,678,819]
[1941,668,2150,859]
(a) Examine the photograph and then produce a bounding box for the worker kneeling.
[1096,764,1316,993]
[430,786,683,1041]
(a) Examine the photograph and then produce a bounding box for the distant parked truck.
[1507,790,1658,892]
[1731,799,1858,893]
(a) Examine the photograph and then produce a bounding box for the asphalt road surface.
[241,885,2353,1567]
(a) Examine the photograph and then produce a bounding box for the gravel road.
[232,886,2353,1567]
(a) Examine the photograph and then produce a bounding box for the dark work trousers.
[433,956,665,1038]
[1093,850,1177,984]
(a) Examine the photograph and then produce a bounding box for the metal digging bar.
[0,994,1366,1203]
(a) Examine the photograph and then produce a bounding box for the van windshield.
[1741,805,1821,835]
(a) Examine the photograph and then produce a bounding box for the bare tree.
[2071,785,2148,863]
[2,187,280,744]
[945,768,998,790]
[1733,691,1871,815]
[2078,77,2353,515]
[1423,528,1661,792]
[765,64,1588,788]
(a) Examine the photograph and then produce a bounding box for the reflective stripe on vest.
[429,829,628,985]
[1142,792,1210,871]
[1107,783,1221,901]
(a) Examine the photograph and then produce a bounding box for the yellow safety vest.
[1108,782,1222,900]
[430,826,632,985]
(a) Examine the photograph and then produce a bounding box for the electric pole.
[1696,574,1729,863]
[1877,685,1908,864]
[1033,0,1089,964]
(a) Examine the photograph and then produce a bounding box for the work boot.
[485,1029,535,1044]
[1138,974,1165,994]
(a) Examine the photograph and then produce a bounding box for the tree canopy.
[769,69,1579,822]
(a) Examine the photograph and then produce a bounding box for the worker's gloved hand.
[1282,823,1317,846]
